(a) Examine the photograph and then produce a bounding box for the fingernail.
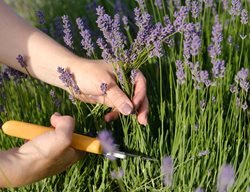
[121,103,133,115]
[54,112,61,116]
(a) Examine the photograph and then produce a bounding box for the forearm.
[0,149,26,188]
[0,0,81,89]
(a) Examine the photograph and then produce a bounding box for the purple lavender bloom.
[69,94,76,105]
[130,69,138,85]
[204,0,213,8]
[50,89,61,108]
[100,82,108,95]
[96,6,126,60]
[173,0,181,9]
[229,0,241,17]
[16,54,27,68]
[175,60,186,85]
[76,17,94,57]
[236,97,241,108]
[217,164,235,192]
[136,0,145,9]
[54,17,63,39]
[111,168,124,179]
[212,96,217,103]
[155,0,163,9]
[163,16,174,34]
[222,0,229,10]
[50,89,56,98]
[183,23,195,59]
[97,38,113,62]
[191,1,201,19]
[242,101,248,111]
[122,16,129,29]
[230,84,238,94]
[227,35,233,45]
[200,70,212,87]
[240,9,248,25]
[212,59,225,79]
[149,41,163,58]
[4,67,27,82]
[57,67,80,95]
[200,100,206,111]
[235,68,249,92]
[62,15,74,49]
[208,15,223,58]
[198,150,210,157]
[173,6,189,32]
[190,32,201,56]
[98,130,117,160]
[161,156,173,187]
[194,187,204,192]
[36,10,45,25]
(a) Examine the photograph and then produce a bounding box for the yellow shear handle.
[2,120,102,155]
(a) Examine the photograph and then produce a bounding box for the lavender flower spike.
[235,68,249,92]
[61,15,74,49]
[229,0,241,17]
[217,164,235,192]
[36,10,46,25]
[161,156,173,187]
[76,17,94,57]
[175,60,186,85]
[16,54,27,68]
[241,9,248,25]
[208,15,223,58]
[98,130,117,160]
[100,82,108,95]
[57,66,80,95]
[155,0,163,9]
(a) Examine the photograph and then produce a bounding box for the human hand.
[0,113,83,188]
[71,58,149,125]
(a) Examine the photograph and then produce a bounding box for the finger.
[136,97,149,126]
[104,110,120,122]
[106,83,133,115]
[132,71,147,111]
[50,113,75,152]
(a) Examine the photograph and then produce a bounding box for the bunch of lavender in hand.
[95,5,175,97]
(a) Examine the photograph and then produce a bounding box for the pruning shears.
[2,121,156,161]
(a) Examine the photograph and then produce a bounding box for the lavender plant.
[0,0,249,191]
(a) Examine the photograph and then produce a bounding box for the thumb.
[106,85,133,115]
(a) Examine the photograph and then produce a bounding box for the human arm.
[0,0,148,124]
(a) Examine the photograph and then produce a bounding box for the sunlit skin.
[0,0,148,187]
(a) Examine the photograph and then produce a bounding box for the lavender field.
[0,0,249,191]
